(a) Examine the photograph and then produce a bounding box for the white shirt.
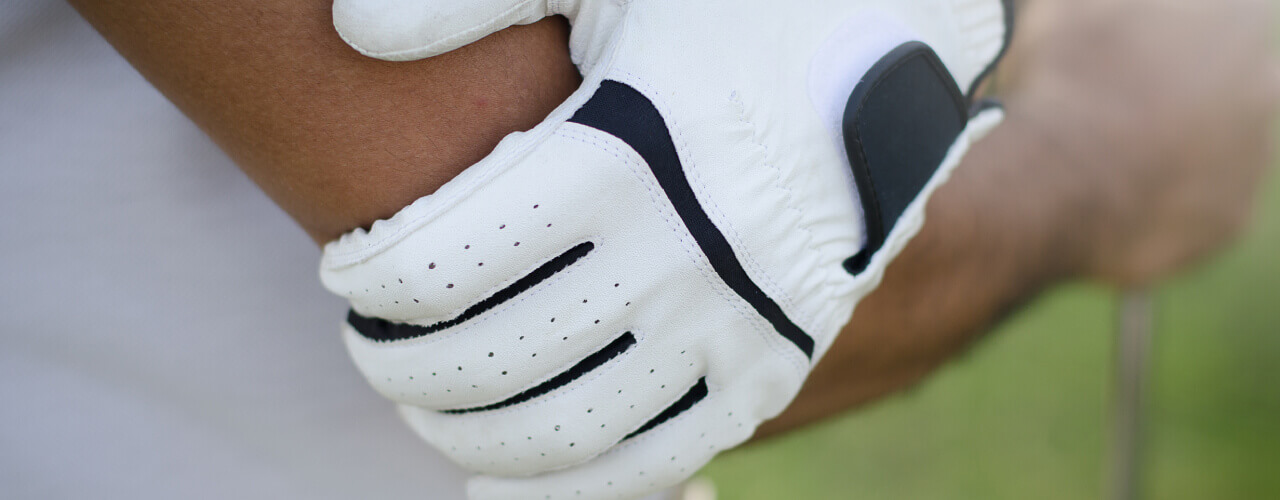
[0,2,468,498]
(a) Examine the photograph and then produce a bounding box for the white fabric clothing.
[0,2,468,499]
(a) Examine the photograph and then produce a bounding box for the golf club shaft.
[1111,290,1153,500]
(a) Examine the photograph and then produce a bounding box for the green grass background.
[700,52,1280,500]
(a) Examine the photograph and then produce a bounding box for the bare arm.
[70,0,1275,438]
[67,0,580,244]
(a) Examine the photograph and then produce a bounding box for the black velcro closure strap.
[842,42,968,275]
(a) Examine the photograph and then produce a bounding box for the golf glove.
[321,0,1012,497]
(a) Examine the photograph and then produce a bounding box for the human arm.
[67,0,1274,442]
[66,0,580,245]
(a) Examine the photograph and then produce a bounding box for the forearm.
[68,0,580,244]
[759,97,1087,437]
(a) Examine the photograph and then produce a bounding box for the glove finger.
[394,331,707,476]
[465,384,754,500]
[337,239,634,411]
[333,0,578,61]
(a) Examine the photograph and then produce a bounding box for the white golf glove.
[320,0,1011,498]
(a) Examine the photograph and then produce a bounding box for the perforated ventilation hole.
[440,333,637,416]
[623,378,709,441]
[350,243,595,343]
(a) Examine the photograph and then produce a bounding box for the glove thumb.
[333,0,579,61]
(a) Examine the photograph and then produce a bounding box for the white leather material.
[322,0,1010,498]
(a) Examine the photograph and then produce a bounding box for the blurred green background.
[701,39,1280,500]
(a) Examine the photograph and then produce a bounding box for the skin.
[68,0,1276,441]
[68,1,580,245]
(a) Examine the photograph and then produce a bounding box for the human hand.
[321,0,1011,498]
[1004,0,1279,286]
